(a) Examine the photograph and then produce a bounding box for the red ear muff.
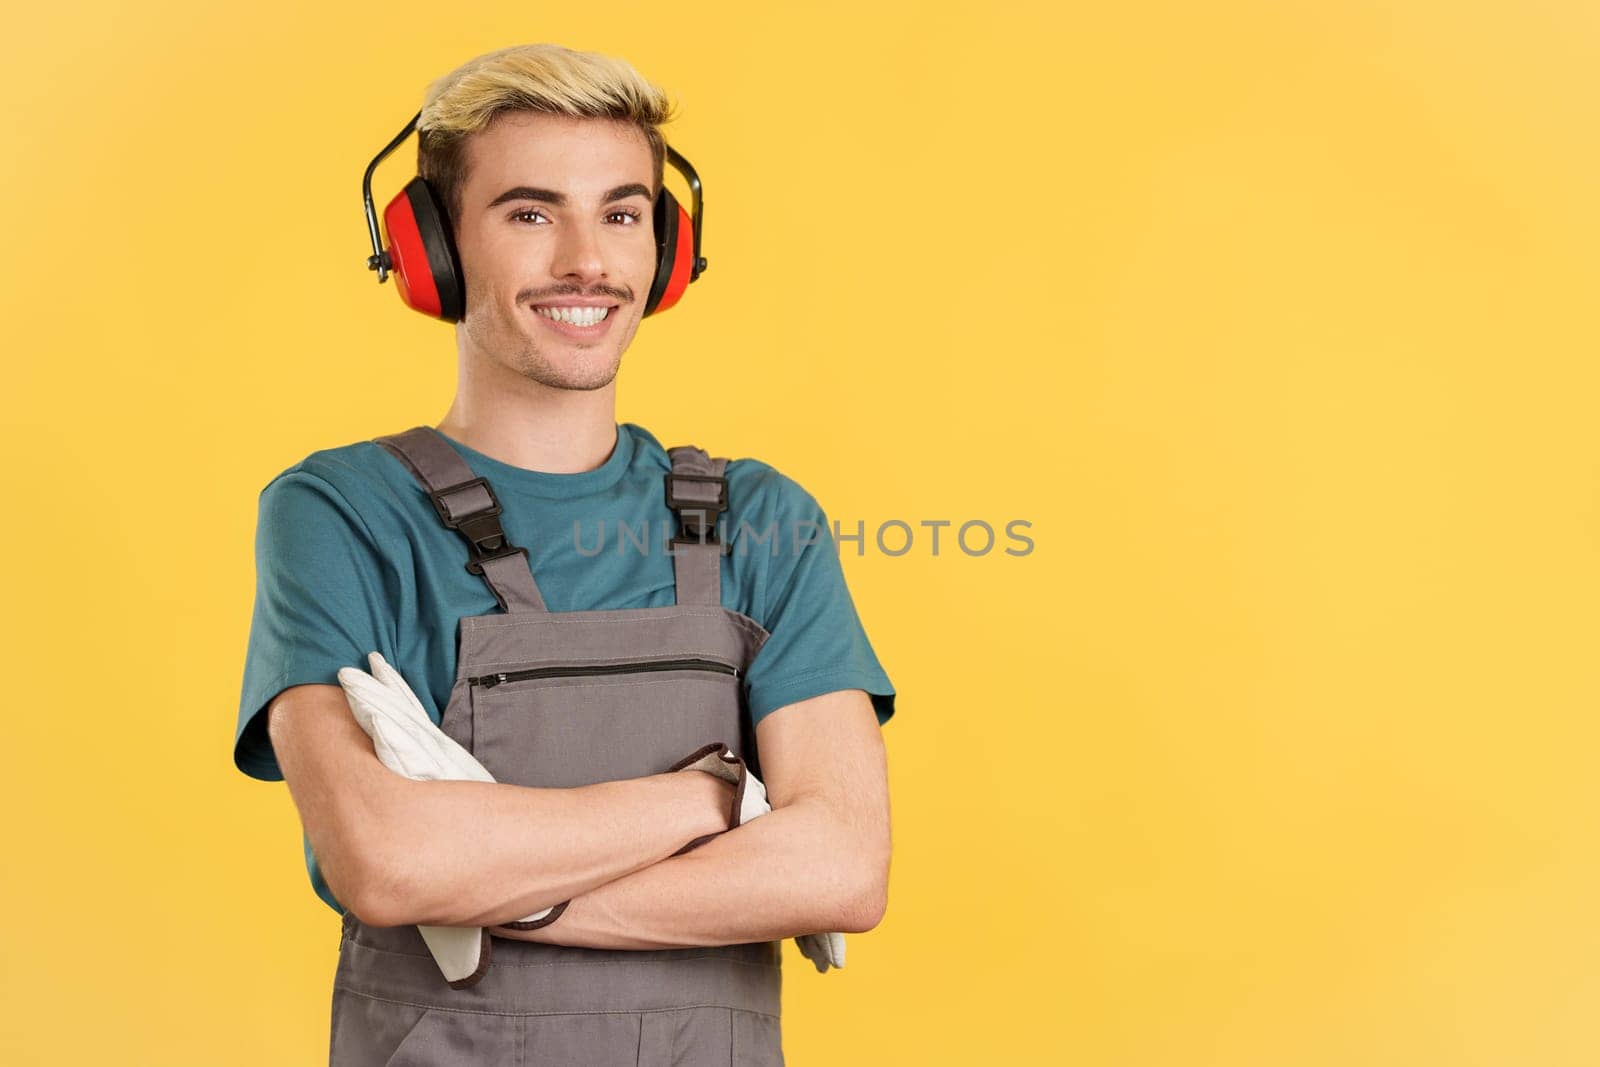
[381,177,464,322]
[645,188,697,317]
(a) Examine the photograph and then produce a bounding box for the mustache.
[519,284,631,304]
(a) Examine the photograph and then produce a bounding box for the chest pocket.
[468,650,745,788]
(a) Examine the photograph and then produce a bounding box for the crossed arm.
[492,688,891,948]
[269,684,890,944]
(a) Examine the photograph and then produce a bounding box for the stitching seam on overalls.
[333,987,780,1021]
[347,941,778,969]
[465,607,766,636]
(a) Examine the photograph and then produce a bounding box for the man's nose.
[551,220,607,283]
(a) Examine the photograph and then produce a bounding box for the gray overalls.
[327,425,785,1065]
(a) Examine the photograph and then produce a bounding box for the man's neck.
[435,384,620,475]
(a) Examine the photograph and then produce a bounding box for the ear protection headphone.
[362,110,708,322]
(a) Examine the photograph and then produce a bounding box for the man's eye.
[607,210,644,225]
[510,209,549,225]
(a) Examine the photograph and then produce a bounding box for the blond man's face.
[452,111,658,391]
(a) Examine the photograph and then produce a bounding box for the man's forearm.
[488,795,888,950]
[357,769,731,929]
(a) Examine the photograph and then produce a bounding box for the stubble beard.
[467,299,628,393]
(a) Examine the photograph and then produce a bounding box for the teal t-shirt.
[234,421,896,913]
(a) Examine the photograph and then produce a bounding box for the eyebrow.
[486,183,653,210]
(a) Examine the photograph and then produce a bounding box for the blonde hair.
[417,43,677,227]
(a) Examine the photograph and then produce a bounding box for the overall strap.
[372,426,548,614]
[665,446,729,607]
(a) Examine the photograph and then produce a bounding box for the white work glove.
[336,652,561,989]
[796,930,847,973]
[664,743,847,973]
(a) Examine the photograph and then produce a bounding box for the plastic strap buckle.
[429,476,501,527]
[663,472,728,512]
[428,477,529,576]
[663,472,728,543]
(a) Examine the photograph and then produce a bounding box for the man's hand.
[664,741,771,851]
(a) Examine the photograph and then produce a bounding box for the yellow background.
[2,1,1597,1062]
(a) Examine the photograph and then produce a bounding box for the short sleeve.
[233,469,400,782]
[743,486,896,729]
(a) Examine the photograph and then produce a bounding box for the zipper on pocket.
[469,657,741,689]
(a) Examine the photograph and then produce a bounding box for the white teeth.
[535,305,610,326]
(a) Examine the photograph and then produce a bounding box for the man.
[232,43,895,1063]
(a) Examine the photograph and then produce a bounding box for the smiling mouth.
[531,304,618,326]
